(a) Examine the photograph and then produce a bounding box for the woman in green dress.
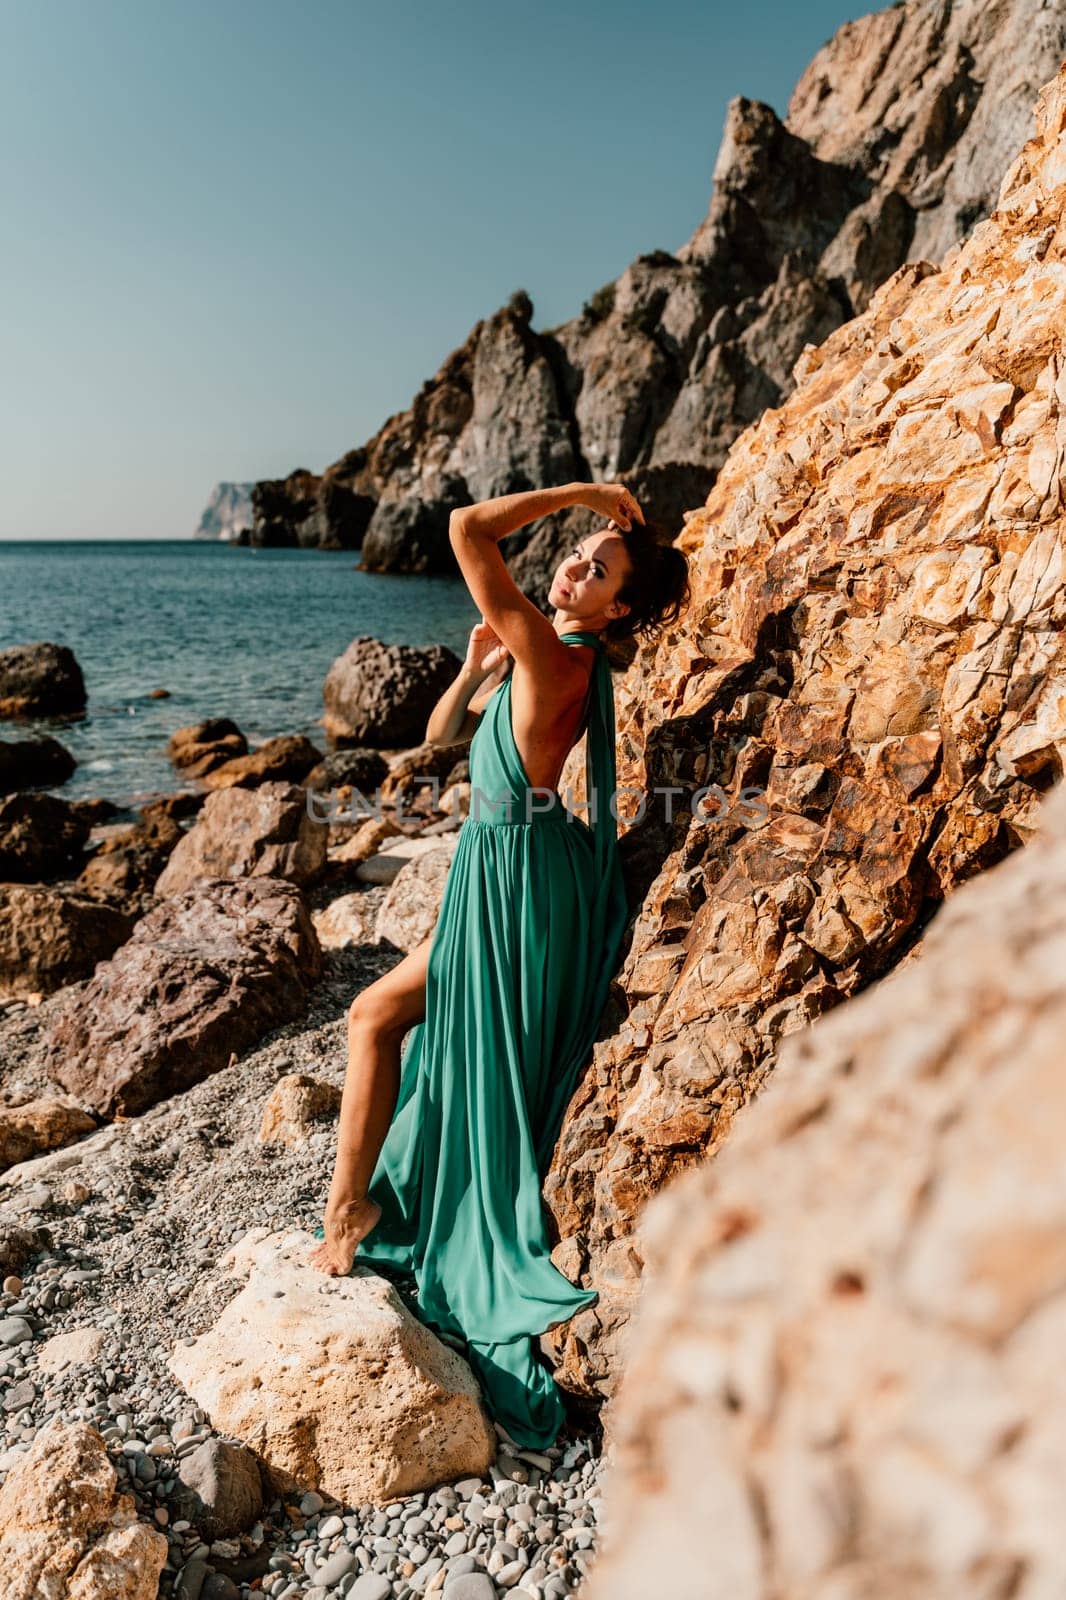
[310,480,691,1448]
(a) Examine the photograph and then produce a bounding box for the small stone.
[315,1546,357,1586]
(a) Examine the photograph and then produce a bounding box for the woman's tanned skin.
[309,482,644,1275]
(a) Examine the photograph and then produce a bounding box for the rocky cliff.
[583,732,1066,1600]
[244,0,1066,607]
[541,57,1066,1401]
[193,482,255,542]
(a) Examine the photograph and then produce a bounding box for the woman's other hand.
[464,619,512,680]
[579,482,646,530]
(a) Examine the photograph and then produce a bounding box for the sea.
[0,540,481,812]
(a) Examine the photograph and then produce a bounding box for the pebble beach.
[0,878,610,1599]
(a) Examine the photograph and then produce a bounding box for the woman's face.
[548,526,630,620]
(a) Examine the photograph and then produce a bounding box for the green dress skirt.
[315,629,628,1448]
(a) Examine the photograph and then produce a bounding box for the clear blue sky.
[2,0,865,540]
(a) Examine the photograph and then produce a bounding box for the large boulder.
[0,792,91,881]
[44,876,324,1117]
[0,1420,167,1599]
[585,765,1066,1600]
[154,780,326,896]
[168,1228,497,1505]
[322,637,462,748]
[543,57,1066,1401]
[0,884,136,998]
[0,642,87,719]
[0,735,76,793]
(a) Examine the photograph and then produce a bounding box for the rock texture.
[168,1228,498,1505]
[245,0,1066,607]
[322,637,462,749]
[0,735,76,793]
[0,885,136,998]
[257,1072,342,1148]
[0,642,87,719]
[0,1096,96,1175]
[154,781,327,895]
[0,792,91,881]
[584,766,1066,1600]
[0,1419,167,1599]
[167,717,248,778]
[542,58,1066,1401]
[193,480,255,541]
[201,733,324,790]
[44,877,324,1117]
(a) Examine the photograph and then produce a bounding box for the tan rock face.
[168,1228,497,1505]
[544,64,1066,1399]
[258,1073,342,1148]
[0,1420,167,1600]
[584,765,1066,1600]
[374,841,458,951]
[36,1327,107,1374]
[0,1096,96,1175]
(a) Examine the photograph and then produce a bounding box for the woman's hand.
[578,482,646,530]
[463,619,512,680]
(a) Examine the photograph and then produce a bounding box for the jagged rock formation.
[0,1420,167,1598]
[584,768,1066,1600]
[193,481,255,541]
[541,59,1066,1401]
[244,0,1066,605]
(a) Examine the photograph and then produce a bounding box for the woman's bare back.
[508,644,597,794]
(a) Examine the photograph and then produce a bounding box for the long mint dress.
[316,630,628,1448]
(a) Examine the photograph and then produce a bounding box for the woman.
[309,479,691,1448]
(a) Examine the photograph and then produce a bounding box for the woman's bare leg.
[309,934,432,1275]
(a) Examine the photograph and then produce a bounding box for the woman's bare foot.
[308,1196,383,1276]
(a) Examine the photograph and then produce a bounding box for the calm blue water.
[0,541,481,811]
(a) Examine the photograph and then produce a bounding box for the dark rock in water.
[382,742,474,815]
[168,718,248,778]
[77,809,185,904]
[69,796,123,828]
[138,792,205,824]
[202,733,324,791]
[0,793,91,881]
[0,883,136,997]
[0,642,87,719]
[169,1437,266,1541]
[323,637,461,749]
[0,735,77,794]
[304,746,390,795]
[154,780,327,895]
[44,875,324,1117]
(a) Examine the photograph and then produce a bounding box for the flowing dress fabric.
[320,631,628,1447]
